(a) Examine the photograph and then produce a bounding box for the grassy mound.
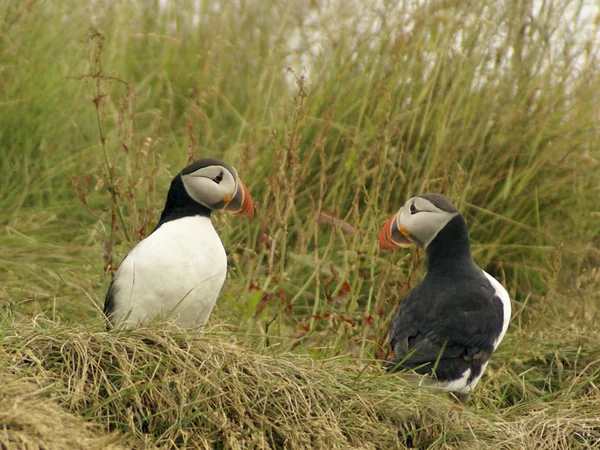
[0,374,125,450]
[2,324,469,449]
[1,323,599,449]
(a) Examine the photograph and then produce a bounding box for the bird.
[104,158,254,330]
[378,193,511,401]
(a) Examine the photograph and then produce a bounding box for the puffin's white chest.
[482,270,511,350]
[110,216,227,329]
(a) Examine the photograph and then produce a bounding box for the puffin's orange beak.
[378,208,412,250]
[225,179,254,219]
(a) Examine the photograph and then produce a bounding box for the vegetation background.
[1,0,600,448]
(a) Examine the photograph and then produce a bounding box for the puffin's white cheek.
[399,206,412,229]
[220,176,237,199]
[183,177,223,205]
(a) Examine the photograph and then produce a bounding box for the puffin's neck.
[425,214,474,273]
[153,175,212,232]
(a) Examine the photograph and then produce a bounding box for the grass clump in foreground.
[0,374,126,450]
[1,0,599,349]
[2,322,600,449]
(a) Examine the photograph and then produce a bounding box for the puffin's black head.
[158,158,254,227]
[379,193,461,250]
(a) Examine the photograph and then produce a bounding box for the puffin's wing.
[103,278,118,330]
[432,285,505,351]
[387,288,461,368]
[388,288,419,353]
[388,328,467,371]
[388,287,503,370]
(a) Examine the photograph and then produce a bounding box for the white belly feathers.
[109,216,228,329]
[483,270,512,350]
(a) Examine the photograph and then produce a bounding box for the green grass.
[1,0,600,448]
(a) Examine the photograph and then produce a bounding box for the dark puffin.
[379,193,510,399]
[104,158,254,330]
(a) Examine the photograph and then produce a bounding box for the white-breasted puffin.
[104,158,254,330]
[379,193,511,400]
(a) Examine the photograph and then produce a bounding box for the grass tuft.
[1,323,599,449]
[0,373,126,450]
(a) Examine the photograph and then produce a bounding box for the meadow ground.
[2,0,600,448]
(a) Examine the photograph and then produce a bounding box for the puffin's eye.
[410,203,419,215]
[212,171,224,184]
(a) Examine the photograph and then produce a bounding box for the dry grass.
[0,374,126,450]
[0,323,599,449]
[2,324,453,449]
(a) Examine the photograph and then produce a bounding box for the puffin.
[104,158,254,330]
[378,193,511,400]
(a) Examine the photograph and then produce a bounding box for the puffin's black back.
[387,214,505,382]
